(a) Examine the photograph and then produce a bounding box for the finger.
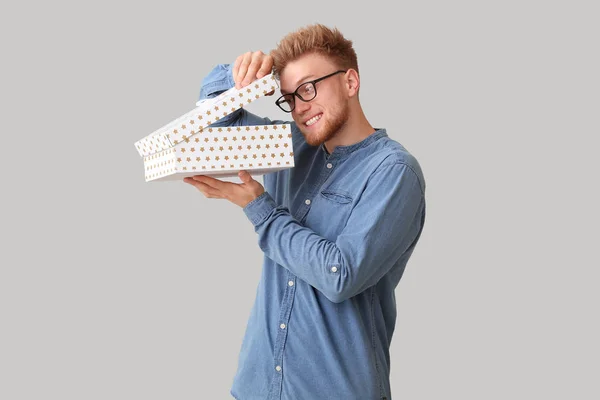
[238,170,253,184]
[238,171,263,193]
[191,175,232,192]
[232,55,244,89]
[256,55,273,79]
[235,52,252,89]
[234,52,251,89]
[184,178,223,198]
[241,51,264,87]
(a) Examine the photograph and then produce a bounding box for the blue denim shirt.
[199,64,426,400]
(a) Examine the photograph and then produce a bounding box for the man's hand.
[184,170,265,208]
[233,51,274,92]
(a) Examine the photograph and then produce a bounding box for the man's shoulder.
[369,133,426,193]
[376,137,422,169]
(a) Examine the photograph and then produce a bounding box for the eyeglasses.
[275,70,347,112]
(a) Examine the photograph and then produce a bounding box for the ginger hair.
[270,24,359,79]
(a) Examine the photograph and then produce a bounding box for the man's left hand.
[184,170,265,208]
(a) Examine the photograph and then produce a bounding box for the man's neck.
[324,120,375,155]
[320,101,375,154]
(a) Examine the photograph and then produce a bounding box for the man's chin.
[304,135,326,147]
[303,136,322,147]
[300,126,329,147]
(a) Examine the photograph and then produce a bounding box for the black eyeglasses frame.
[275,70,348,112]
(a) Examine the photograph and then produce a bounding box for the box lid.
[134,74,278,157]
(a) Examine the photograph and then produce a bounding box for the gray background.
[1,0,598,399]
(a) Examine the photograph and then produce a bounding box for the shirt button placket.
[274,275,295,397]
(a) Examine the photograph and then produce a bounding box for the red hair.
[270,24,359,79]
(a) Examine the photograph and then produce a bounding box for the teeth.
[306,114,322,126]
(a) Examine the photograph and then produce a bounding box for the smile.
[305,114,322,126]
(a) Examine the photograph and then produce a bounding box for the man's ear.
[345,69,360,97]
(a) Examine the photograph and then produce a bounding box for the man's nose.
[294,97,311,114]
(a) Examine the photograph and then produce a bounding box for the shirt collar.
[322,129,388,159]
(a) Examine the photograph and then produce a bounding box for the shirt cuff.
[243,191,277,226]
[198,63,235,100]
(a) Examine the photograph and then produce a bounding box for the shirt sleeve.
[242,161,426,303]
[197,63,293,129]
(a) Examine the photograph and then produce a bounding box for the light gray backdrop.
[1,0,598,399]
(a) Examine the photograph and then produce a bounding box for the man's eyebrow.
[281,74,316,95]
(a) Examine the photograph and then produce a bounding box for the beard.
[297,102,350,147]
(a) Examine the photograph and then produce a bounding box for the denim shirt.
[199,64,426,400]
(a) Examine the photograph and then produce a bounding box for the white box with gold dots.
[134,74,295,181]
[141,124,294,181]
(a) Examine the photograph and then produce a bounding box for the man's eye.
[302,84,314,95]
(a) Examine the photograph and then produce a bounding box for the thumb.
[238,170,253,183]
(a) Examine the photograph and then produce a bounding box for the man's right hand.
[233,51,274,90]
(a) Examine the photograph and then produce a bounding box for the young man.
[184,24,426,400]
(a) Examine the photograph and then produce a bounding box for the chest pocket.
[320,189,353,204]
[304,187,355,241]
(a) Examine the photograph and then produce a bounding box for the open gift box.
[134,74,295,182]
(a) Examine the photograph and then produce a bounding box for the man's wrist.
[243,192,276,225]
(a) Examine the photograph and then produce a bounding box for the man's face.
[278,53,349,147]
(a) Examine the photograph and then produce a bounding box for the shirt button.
[280,323,286,329]
[275,365,282,372]
[305,199,311,205]
[326,163,333,169]
[331,266,338,273]
[288,280,294,286]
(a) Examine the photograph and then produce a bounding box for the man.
[184,24,426,400]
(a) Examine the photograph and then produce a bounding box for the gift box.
[134,74,295,182]
[140,124,294,181]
